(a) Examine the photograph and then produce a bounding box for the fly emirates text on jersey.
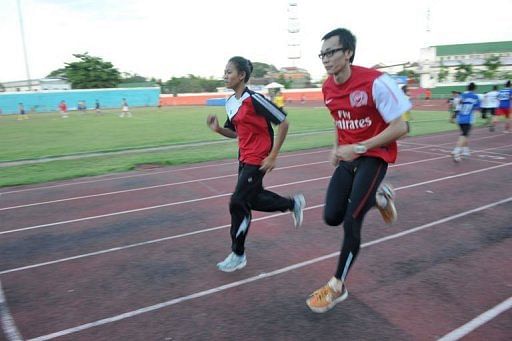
[334,110,372,130]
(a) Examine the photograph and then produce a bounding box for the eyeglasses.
[318,47,345,59]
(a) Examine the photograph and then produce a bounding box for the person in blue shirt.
[451,82,480,162]
[496,80,511,133]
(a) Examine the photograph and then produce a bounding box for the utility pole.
[17,0,32,90]
[287,1,301,67]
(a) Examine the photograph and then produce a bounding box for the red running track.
[0,127,511,340]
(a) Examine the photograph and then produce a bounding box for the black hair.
[228,56,253,82]
[493,85,498,91]
[321,28,356,63]
[468,82,476,91]
[506,80,511,87]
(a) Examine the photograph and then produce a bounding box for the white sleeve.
[372,74,413,123]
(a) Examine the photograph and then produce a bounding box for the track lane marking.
[0,280,23,341]
[0,155,472,235]
[2,161,511,274]
[437,296,512,341]
[0,150,328,195]
[26,197,512,341]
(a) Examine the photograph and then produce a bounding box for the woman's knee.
[230,194,249,213]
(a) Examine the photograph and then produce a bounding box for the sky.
[1,0,511,83]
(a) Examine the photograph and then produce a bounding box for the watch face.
[354,144,367,154]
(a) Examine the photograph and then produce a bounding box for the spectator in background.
[496,80,511,133]
[272,89,285,110]
[424,88,431,100]
[59,100,68,118]
[449,91,461,123]
[486,86,499,131]
[451,82,480,162]
[95,99,101,114]
[120,98,132,118]
[17,102,29,120]
[77,100,86,112]
[401,85,412,132]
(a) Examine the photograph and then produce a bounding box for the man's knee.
[324,211,343,226]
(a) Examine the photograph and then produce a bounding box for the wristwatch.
[353,143,367,154]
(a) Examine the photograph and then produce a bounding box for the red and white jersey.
[323,65,411,163]
[224,88,287,166]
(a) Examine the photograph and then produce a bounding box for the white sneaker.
[375,183,397,224]
[217,252,247,272]
[461,148,470,157]
[292,194,306,228]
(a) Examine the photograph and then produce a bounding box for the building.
[268,66,312,88]
[418,41,512,88]
[0,78,71,92]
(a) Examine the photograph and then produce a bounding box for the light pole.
[17,0,32,90]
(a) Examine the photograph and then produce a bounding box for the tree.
[438,64,449,83]
[277,74,292,89]
[163,75,223,94]
[46,68,67,79]
[500,71,512,81]
[59,53,121,89]
[454,63,473,82]
[480,55,501,79]
[252,62,278,78]
[397,69,420,83]
[121,73,148,83]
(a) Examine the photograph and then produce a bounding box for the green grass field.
[0,106,482,187]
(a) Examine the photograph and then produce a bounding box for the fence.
[0,87,160,114]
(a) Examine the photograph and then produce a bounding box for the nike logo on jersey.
[325,98,334,105]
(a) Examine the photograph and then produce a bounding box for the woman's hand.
[260,154,277,172]
[206,114,220,132]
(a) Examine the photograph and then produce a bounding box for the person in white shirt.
[486,86,500,131]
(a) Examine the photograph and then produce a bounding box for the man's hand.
[330,146,339,166]
[335,144,358,162]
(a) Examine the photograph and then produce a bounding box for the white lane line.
[0,205,322,276]
[26,197,512,341]
[0,150,327,196]
[0,145,440,210]
[437,296,512,341]
[401,149,508,165]
[401,135,512,154]
[0,177,329,236]
[2,159,510,274]
[2,129,506,197]
[0,155,460,236]
[2,130,508,208]
[0,150,449,211]
[0,280,23,341]
[0,161,328,211]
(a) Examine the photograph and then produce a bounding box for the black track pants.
[323,157,388,281]
[230,163,294,255]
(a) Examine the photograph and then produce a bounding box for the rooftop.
[435,41,512,56]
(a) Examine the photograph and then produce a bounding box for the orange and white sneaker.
[376,183,397,224]
[306,277,348,313]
